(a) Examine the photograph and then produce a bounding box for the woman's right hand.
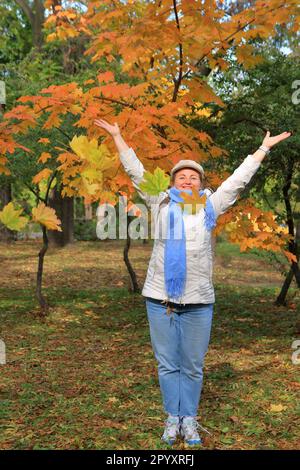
[94,118,121,138]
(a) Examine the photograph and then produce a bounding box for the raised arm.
[94,119,164,206]
[209,131,292,218]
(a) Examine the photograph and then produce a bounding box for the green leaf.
[138,167,170,196]
[221,426,230,433]
[220,437,235,445]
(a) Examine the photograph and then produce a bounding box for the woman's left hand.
[262,130,292,149]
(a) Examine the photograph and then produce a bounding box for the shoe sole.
[180,429,202,445]
[184,439,202,445]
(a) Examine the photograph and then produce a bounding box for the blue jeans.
[145,298,214,417]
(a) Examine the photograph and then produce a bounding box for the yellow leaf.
[0,202,28,231]
[98,191,118,205]
[81,177,101,196]
[269,404,287,413]
[70,104,82,114]
[69,135,116,195]
[69,135,115,171]
[32,202,62,231]
[108,397,119,403]
[179,188,207,215]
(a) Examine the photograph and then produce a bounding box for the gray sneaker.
[161,416,180,445]
[180,417,211,445]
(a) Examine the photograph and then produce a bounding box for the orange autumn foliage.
[0,0,298,263]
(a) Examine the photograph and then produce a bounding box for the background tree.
[14,0,45,50]
[0,0,32,63]
[0,0,102,247]
[206,47,300,305]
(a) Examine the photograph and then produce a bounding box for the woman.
[94,118,291,446]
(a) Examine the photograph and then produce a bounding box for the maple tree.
[0,97,63,310]
[0,0,299,305]
[0,176,62,311]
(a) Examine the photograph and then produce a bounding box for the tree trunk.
[32,0,44,49]
[0,183,15,242]
[276,161,300,304]
[123,216,140,293]
[275,267,294,306]
[15,0,45,50]
[292,263,300,288]
[36,225,49,314]
[292,220,300,287]
[48,184,74,247]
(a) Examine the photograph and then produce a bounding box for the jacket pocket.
[186,250,202,280]
[187,248,211,280]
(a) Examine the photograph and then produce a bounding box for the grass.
[0,239,299,450]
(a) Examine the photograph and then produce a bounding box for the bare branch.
[172,0,183,102]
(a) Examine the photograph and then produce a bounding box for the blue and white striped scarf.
[164,187,216,301]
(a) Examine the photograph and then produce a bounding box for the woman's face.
[173,168,202,191]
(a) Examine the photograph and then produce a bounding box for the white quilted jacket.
[119,147,261,304]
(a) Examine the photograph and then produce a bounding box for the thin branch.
[45,170,58,205]
[95,95,136,110]
[262,186,282,218]
[54,126,72,141]
[23,181,46,203]
[172,0,183,102]
[225,117,268,133]
[182,3,286,81]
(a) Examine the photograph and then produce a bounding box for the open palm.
[94,118,120,137]
[262,130,292,149]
